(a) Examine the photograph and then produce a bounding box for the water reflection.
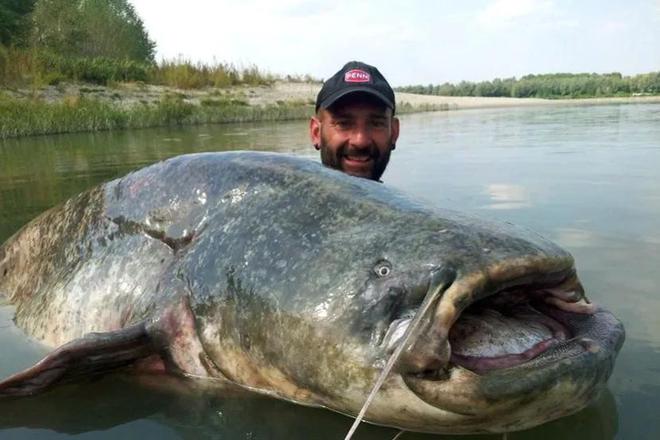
[0,121,312,243]
[483,183,530,210]
[610,340,660,440]
[554,227,596,248]
[0,372,620,440]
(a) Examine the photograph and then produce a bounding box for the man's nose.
[349,125,371,148]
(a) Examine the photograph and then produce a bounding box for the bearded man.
[310,61,399,181]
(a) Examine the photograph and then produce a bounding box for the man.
[310,61,399,181]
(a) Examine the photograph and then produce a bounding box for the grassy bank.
[0,49,326,139]
[0,93,313,139]
[0,90,458,139]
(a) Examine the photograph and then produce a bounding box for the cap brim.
[318,87,394,111]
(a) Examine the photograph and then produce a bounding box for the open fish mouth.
[446,282,596,374]
[376,263,626,423]
[383,263,625,401]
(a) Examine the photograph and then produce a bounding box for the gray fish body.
[0,152,624,434]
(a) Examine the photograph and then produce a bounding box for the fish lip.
[396,263,625,415]
[401,314,624,417]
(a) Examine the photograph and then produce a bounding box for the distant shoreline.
[1,81,659,139]
[395,92,660,111]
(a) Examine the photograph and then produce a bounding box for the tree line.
[397,72,660,98]
[0,0,157,85]
[3,1,657,96]
[1,0,154,62]
[0,0,278,87]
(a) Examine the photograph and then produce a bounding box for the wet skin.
[310,94,400,180]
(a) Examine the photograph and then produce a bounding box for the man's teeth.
[345,155,370,162]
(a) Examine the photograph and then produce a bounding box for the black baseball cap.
[315,61,396,114]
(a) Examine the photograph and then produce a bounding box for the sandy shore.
[397,92,660,110]
[252,82,660,110]
[4,80,660,112]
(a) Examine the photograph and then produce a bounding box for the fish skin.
[0,152,624,433]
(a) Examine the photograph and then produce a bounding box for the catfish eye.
[374,261,392,277]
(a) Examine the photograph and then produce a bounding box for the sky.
[130,0,660,86]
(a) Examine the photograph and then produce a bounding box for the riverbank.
[2,81,659,139]
[396,92,660,110]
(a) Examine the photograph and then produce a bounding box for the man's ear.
[309,116,321,150]
[391,116,400,148]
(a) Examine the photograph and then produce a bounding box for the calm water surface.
[1,103,659,439]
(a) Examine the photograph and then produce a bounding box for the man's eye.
[335,120,352,129]
[370,119,387,128]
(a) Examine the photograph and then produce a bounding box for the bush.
[155,95,194,124]
[149,58,274,89]
[0,45,39,85]
[0,48,152,86]
[37,52,150,84]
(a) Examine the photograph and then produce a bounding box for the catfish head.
[185,206,624,434]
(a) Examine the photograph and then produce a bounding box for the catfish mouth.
[446,283,593,374]
[388,267,624,382]
[386,266,625,424]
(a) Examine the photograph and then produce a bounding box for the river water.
[1,103,659,439]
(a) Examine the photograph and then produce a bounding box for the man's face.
[309,94,400,181]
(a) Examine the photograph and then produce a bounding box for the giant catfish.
[0,152,624,434]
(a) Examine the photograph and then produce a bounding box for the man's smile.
[344,154,372,163]
[342,152,375,175]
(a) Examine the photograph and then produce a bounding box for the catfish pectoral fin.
[0,322,159,397]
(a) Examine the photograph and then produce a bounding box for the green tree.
[31,0,155,62]
[0,0,37,46]
[396,71,660,99]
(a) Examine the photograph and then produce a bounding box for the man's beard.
[319,133,392,181]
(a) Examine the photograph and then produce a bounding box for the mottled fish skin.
[0,152,624,434]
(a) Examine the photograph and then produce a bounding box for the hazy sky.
[130,0,660,86]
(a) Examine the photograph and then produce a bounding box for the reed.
[0,94,313,139]
[0,48,286,89]
[0,46,42,86]
[149,58,276,89]
[0,48,150,87]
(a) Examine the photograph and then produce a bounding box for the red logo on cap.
[344,69,370,83]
